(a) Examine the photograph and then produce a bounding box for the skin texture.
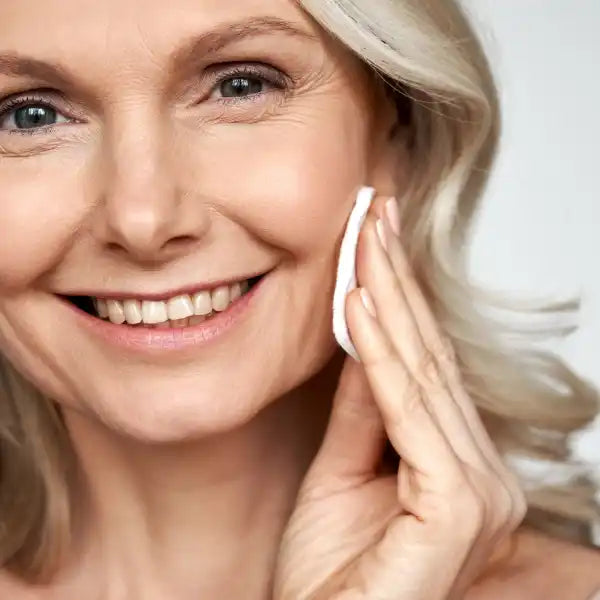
[0,0,599,598]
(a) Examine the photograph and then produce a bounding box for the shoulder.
[467,527,600,600]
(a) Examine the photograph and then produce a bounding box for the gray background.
[461,0,600,526]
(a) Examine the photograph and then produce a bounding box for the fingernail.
[385,198,400,236]
[376,219,387,252]
[360,288,377,317]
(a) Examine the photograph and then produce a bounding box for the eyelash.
[208,63,289,105]
[0,94,67,136]
[0,64,290,135]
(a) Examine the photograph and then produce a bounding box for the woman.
[0,0,599,597]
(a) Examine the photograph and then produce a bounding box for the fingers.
[356,205,487,472]
[301,358,387,499]
[381,215,505,459]
[345,285,464,489]
[352,195,525,534]
[375,203,526,529]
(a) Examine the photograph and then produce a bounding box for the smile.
[66,276,263,329]
[59,273,267,352]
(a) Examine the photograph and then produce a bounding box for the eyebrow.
[174,17,316,63]
[171,16,317,71]
[0,16,316,87]
[0,55,74,87]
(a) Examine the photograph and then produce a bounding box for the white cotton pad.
[332,186,376,361]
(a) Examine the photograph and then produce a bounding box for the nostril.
[105,235,199,263]
[164,235,199,251]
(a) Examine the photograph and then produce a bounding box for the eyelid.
[207,62,288,84]
[202,62,290,100]
[0,89,81,124]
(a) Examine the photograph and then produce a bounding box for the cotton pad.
[332,186,376,361]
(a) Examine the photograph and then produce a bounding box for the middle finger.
[356,208,487,472]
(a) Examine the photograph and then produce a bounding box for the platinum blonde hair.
[1,0,598,582]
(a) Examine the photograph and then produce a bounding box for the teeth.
[192,290,212,316]
[211,285,230,312]
[142,301,168,325]
[97,298,109,319]
[93,278,254,326]
[167,295,194,320]
[107,299,126,325]
[230,282,242,302]
[123,299,142,325]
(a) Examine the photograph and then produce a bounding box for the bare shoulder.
[467,527,600,600]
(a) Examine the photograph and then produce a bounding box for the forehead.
[0,0,315,68]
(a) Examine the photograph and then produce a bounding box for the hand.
[273,196,527,600]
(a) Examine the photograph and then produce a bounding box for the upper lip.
[57,270,268,302]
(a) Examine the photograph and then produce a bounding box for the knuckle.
[415,349,439,385]
[419,492,457,527]
[437,335,458,366]
[402,380,423,416]
[477,470,528,534]
[434,475,486,536]
[502,472,528,527]
[489,487,515,531]
[451,478,487,533]
[511,489,529,527]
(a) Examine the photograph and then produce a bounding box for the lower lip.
[62,276,267,354]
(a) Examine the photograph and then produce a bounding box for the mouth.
[63,274,264,329]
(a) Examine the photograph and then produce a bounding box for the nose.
[93,108,210,264]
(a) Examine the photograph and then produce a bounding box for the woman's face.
[0,0,397,440]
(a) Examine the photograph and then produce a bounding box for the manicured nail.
[376,219,387,251]
[360,288,377,317]
[385,198,400,236]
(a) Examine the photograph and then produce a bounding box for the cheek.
[180,102,372,258]
[0,153,89,289]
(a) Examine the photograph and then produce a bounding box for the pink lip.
[61,275,267,354]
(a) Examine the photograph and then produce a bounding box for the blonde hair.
[1,0,598,583]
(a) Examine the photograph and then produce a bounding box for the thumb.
[302,357,386,498]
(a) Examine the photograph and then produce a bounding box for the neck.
[61,354,342,600]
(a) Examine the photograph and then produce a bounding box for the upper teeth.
[95,280,249,325]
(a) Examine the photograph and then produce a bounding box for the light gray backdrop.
[461,0,600,531]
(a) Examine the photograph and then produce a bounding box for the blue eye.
[207,64,288,103]
[15,105,57,128]
[0,102,69,131]
[218,77,265,99]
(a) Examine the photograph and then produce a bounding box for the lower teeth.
[126,313,216,328]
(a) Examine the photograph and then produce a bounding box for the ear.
[367,81,412,199]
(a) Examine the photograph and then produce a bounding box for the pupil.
[14,106,57,129]
[221,77,263,98]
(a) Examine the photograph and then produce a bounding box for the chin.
[65,337,336,444]
[88,380,274,443]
